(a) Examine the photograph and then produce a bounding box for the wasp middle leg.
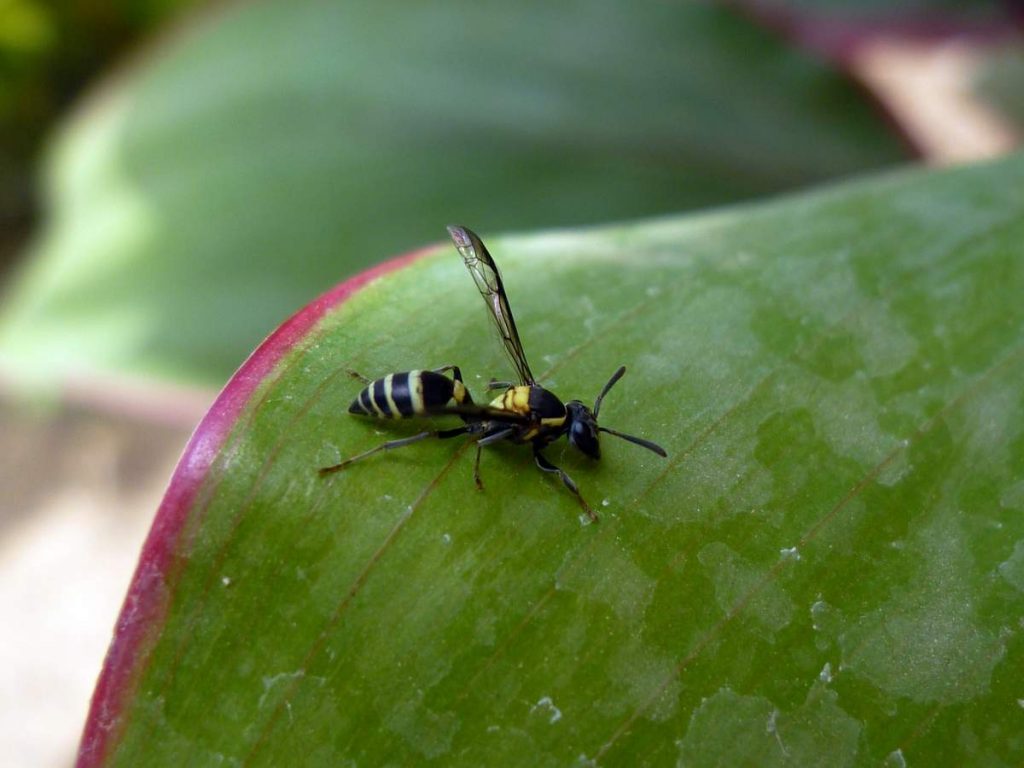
[471,426,516,489]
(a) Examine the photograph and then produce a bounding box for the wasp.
[319,225,666,521]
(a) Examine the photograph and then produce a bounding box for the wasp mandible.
[319,226,667,521]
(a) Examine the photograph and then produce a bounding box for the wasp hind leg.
[319,426,470,475]
[432,364,464,381]
[347,365,463,385]
[346,369,373,385]
[533,450,598,522]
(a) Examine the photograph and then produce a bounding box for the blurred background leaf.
[87,153,1024,766]
[974,42,1024,128]
[0,0,912,394]
[0,0,202,272]
[728,1,1024,161]
[749,0,1008,19]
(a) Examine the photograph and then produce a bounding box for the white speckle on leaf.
[442,533,452,545]
[998,541,1024,592]
[259,670,315,709]
[999,479,1024,509]
[531,696,562,724]
[810,599,830,631]
[885,748,907,767]
[1017,698,1024,709]
[602,498,611,507]
[699,542,793,633]
[486,725,500,733]
[766,708,788,755]
[221,576,231,587]
[819,662,833,683]
[780,546,801,562]
[383,494,392,501]
[839,506,1006,704]
[579,513,594,527]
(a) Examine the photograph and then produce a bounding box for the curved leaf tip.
[76,246,430,768]
[79,155,1024,766]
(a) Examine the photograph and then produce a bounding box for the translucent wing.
[426,403,531,424]
[447,225,535,385]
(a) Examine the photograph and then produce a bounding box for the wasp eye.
[570,418,601,459]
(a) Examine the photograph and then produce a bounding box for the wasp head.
[571,366,668,460]
[566,400,601,458]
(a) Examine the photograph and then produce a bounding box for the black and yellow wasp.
[319,225,666,521]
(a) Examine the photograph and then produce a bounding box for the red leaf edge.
[726,0,1022,64]
[76,245,432,768]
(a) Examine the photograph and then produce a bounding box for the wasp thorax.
[566,400,601,459]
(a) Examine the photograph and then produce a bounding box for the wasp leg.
[319,426,469,475]
[486,379,515,391]
[533,450,598,522]
[431,365,464,381]
[473,445,484,490]
[346,369,372,384]
[471,427,515,490]
[477,427,515,447]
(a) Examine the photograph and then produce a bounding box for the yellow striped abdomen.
[348,370,467,418]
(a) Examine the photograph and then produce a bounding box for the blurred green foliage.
[975,42,1024,129]
[770,0,1005,16]
[0,1,910,394]
[0,0,199,263]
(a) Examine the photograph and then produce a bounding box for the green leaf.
[0,1,909,392]
[82,154,1024,766]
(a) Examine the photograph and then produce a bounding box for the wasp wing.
[447,225,535,385]
[425,402,532,424]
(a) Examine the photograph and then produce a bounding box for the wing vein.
[448,225,535,384]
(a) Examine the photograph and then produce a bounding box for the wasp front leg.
[533,450,598,522]
[346,369,373,385]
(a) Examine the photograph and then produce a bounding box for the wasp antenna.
[598,426,667,457]
[594,366,627,418]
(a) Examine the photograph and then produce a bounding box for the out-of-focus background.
[0,1,1022,764]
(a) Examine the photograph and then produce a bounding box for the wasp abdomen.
[348,370,468,418]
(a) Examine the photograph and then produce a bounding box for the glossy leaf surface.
[83,155,1024,766]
